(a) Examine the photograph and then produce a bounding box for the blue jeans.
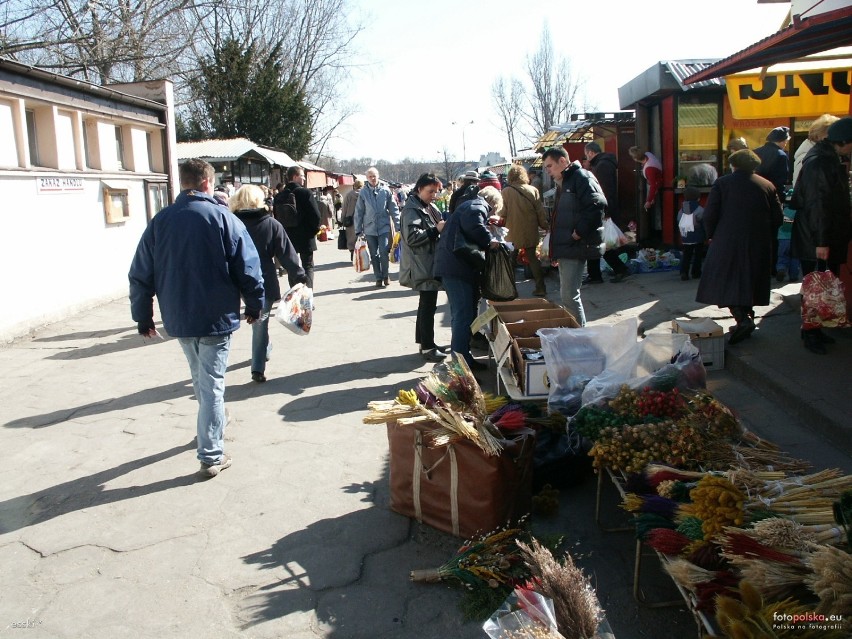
[366,233,390,281]
[251,298,275,374]
[178,334,231,465]
[558,259,586,326]
[776,239,800,280]
[442,276,477,365]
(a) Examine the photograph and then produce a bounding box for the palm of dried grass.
[515,539,601,639]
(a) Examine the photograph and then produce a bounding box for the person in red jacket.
[629,146,663,212]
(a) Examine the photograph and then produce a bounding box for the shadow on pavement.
[0,439,197,534]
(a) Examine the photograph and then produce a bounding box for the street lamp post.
[452,120,474,163]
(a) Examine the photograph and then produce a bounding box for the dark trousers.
[290,250,315,289]
[680,244,705,278]
[415,290,439,349]
[587,249,628,279]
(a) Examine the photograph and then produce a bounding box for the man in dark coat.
[583,141,630,283]
[275,165,321,288]
[791,116,852,354]
[696,150,783,345]
[542,147,606,326]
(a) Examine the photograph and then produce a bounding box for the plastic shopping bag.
[389,231,401,264]
[353,237,370,273]
[602,218,629,249]
[539,232,551,260]
[275,283,313,336]
[480,244,518,301]
[483,589,565,639]
[801,270,849,330]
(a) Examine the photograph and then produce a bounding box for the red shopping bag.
[800,270,849,330]
[353,238,370,273]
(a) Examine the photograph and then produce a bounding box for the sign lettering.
[727,68,850,119]
[37,176,85,194]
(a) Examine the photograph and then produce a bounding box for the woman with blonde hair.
[793,114,839,186]
[502,164,549,295]
[230,184,306,383]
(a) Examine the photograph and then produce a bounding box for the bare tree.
[2,0,195,83]
[522,24,584,135]
[492,76,525,157]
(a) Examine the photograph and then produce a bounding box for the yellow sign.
[726,68,850,119]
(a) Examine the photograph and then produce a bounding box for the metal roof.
[618,60,724,108]
[684,5,852,84]
[176,138,297,167]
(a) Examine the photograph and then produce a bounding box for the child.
[775,195,800,283]
[677,186,706,281]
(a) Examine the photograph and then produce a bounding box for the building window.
[26,109,39,166]
[146,131,154,172]
[115,125,125,170]
[676,99,720,187]
[145,180,169,222]
[103,184,130,223]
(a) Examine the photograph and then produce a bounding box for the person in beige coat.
[501,164,549,295]
[340,179,362,258]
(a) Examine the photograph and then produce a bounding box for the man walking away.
[275,165,322,288]
[354,166,400,287]
[129,158,265,478]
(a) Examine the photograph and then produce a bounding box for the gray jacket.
[399,194,442,292]
[354,182,400,236]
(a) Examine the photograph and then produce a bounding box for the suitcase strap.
[414,432,460,536]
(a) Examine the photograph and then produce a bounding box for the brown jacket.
[501,183,548,248]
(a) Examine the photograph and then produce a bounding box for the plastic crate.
[671,318,725,371]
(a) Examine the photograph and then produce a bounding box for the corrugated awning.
[683,6,852,84]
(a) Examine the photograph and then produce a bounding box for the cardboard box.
[498,308,576,325]
[510,337,549,396]
[493,316,579,363]
[672,318,724,371]
[487,298,559,335]
[387,420,534,538]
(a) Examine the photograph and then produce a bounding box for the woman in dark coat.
[696,150,783,344]
[231,185,306,383]
[433,186,501,371]
[791,117,852,354]
[399,173,446,362]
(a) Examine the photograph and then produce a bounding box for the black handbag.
[481,245,518,301]
[337,230,347,250]
[452,227,486,271]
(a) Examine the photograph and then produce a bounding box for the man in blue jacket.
[129,158,265,478]
[354,166,400,287]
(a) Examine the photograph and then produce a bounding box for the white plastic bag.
[483,589,565,639]
[353,237,370,273]
[540,232,551,259]
[602,218,628,249]
[275,283,313,336]
[539,318,638,416]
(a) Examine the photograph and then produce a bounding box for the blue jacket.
[354,183,400,236]
[129,190,265,337]
[433,197,492,283]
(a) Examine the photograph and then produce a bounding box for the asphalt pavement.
[1,237,849,639]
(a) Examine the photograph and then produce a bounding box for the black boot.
[801,330,827,354]
[728,306,755,345]
[815,328,836,344]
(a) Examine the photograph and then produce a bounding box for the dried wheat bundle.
[746,517,818,551]
[726,554,810,599]
[515,539,601,639]
[806,545,852,617]
[363,400,421,424]
[662,557,716,589]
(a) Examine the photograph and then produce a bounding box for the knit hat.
[729,149,761,171]
[480,170,497,179]
[826,117,852,144]
[766,126,790,143]
[462,170,480,181]
[726,137,748,152]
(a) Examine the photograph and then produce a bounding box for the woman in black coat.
[696,150,783,344]
[791,117,852,354]
[231,185,306,383]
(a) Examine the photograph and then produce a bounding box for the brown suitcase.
[386,420,534,539]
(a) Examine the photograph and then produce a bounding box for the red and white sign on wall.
[36,177,85,194]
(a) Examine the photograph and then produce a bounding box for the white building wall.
[0,174,149,341]
[55,110,75,170]
[0,101,16,167]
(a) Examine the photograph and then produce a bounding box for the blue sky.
[326,0,792,163]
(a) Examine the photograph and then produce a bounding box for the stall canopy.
[177,137,297,167]
[683,5,852,84]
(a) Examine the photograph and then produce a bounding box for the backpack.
[274,189,299,228]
